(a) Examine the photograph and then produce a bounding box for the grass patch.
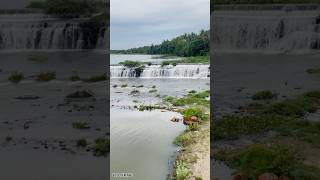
[164,91,210,106]
[121,84,128,88]
[72,122,90,129]
[149,89,157,93]
[138,105,162,111]
[175,160,192,180]
[93,138,109,156]
[174,132,194,146]
[252,90,276,100]
[36,72,56,81]
[70,75,81,81]
[216,144,301,179]
[8,72,24,83]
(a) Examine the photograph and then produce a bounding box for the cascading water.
[212,6,320,52]
[110,64,210,78]
[0,13,108,49]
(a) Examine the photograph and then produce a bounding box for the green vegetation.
[119,60,142,68]
[164,91,210,106]
[72,122,90,129]
[93,138,109,156]
[138,105,162,111]
[151,85,156,88]
[162,56,209,65]
[252,90,276,100]
[130,89,140,95]
[175,161,192,180]
[83,74,106,82]
[149,89,157,93]
[8,72,24,83]
[306,68,320,74]
[188,122,200,131]
[161,61,170,67]
[70,75,81,81]
[36,72,56,81]
[28,0,108,18]
[119,60,146,77]
[112,84,118,88]
[112,30,209,57]
[76,138,87,147]
[121,84,128,88]
[216,143,320,179]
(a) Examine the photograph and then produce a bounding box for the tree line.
[112,30,209,57]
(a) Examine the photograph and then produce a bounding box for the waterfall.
[212,8,320,52]
[110,64,210,78]
[0,13,108,50]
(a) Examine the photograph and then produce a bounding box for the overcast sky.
[111,0,210,50]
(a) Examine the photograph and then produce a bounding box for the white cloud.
[111,0,210,49]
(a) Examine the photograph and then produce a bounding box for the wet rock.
[234,175,249,180]
[16,95,40,100]
[183,116,199,125]
[170,117,181,122]
[66,90,94,98]
[258,173,278,180]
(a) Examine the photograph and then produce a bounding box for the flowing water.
[0,13,108,49]
[212,8,320,52]
[110,54,210,78]
[110,54,210,179]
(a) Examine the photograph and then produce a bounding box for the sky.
[111,0,210,50]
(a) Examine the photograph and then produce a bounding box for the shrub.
[8,72,24,83]
[112,84,118,88]
[161,61,170,67]
[36,72,56,81]
[182,108,203,119]
[152,85,156,88]
[121,84,128,88]
[119,60,142,68]
[93,138,109,156]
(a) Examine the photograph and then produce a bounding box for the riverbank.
[162,90,210,180]
[212,53,320,179]
[0,51,109,179]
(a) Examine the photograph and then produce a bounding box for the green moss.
[72,122,90,129]
[252,90,276,100]
[8,72,24,83]
[36,72,56,81]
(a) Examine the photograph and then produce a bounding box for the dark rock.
[66,90,94,98]
[16,95,40,100]
[170,117,181,122]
